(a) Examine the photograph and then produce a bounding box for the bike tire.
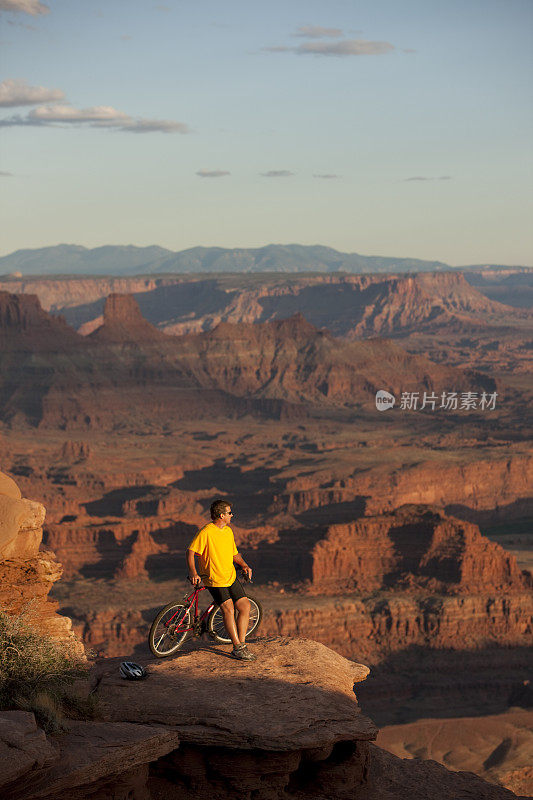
[206,596,263,645]
[149,602,191,657]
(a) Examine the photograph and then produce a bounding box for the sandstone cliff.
[3,271,529,377]
[279,455,533,522]
[1,290,498,429]
[2,271,526,338]
[309,505,529,595]
[1,476,529,799]
[40,453,532,585]
[0,471,82,650]
[89,294,169,344]
[1,638,525,800]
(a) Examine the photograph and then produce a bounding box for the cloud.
[196,169,230,178]
[120,34,132,41]
[0,78,65,107]
[297,39,394,56]
[0,103,191,133]
[155,4,170,10]
[0,0,49,15]
[0,170,14,176]
[313,173,340,179]
[292,25,343,39]
[264,38,394,57]
[125,118,189,133]
[404,175,452,182]
[29,104,131,123]
[260,170,294,177]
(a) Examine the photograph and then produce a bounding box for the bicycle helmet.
[119,661,147,680]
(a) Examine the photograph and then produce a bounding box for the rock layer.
[95,637,376,750]
[309,505,529,595]
[0,471,83,651]
[0,290,498,429]
[2,641,524,799]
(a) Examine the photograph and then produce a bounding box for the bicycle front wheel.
[149,602,191,657]
[207,596,263,645]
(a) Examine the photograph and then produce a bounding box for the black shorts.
[206,578,247,606]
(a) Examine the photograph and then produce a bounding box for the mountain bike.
[148,579,263,658]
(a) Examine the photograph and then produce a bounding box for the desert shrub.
[0,607,94,732]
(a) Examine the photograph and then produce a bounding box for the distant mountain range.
[1,243,528,277]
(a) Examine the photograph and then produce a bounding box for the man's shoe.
[231,644,257,661]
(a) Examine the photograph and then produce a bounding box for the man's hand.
[188,573,201,586]
[240,565,252,582]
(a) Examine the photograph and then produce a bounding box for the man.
[187,499,256,662]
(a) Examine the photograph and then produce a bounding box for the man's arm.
[233,552,252,581]
[186,549,201,585]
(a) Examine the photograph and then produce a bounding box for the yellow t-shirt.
[188,522,238,588]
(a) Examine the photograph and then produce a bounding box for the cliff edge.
[0,475,528,800]
[1,637,525,800]
[0,471,83,651]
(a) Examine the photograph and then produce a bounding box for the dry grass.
[0,607,96,733]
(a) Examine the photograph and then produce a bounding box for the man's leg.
[235,596,251,644]
[220,599,240,648]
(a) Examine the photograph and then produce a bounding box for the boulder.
[0,712,57,788]
[94,637,376,751]
[3,719,180,800]
[0,472,83,653]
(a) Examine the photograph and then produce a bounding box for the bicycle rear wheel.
[149,602,191,657]
[207,596,263,645]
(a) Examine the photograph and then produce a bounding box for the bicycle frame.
[166,586,215,634]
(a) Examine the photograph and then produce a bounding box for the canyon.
[1,472,530,799]
[0,268,531,796]
[1,268,530,380]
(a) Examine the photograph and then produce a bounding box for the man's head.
[210,499,233,522]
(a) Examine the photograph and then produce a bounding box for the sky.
[0,0,532,266]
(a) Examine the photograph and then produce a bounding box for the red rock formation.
[44,491,201,579]
[58,441,91,463]
[0,711,182,800]
[261,594,533,664]
[4,270,525,336]
[3,271,529,379]
[89,293,168,343]
[173,311,492,406]
[68,589,533,666]
[0,276,181,317]
[0,290,80,349]
[281,455,533,521]
[346,271,512,337]
[75,610,146,657]
[1,289,497,428]
[40,450,531,582]
[114,529,162,580]
[0,471,83,652]
[309,506,529,595]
